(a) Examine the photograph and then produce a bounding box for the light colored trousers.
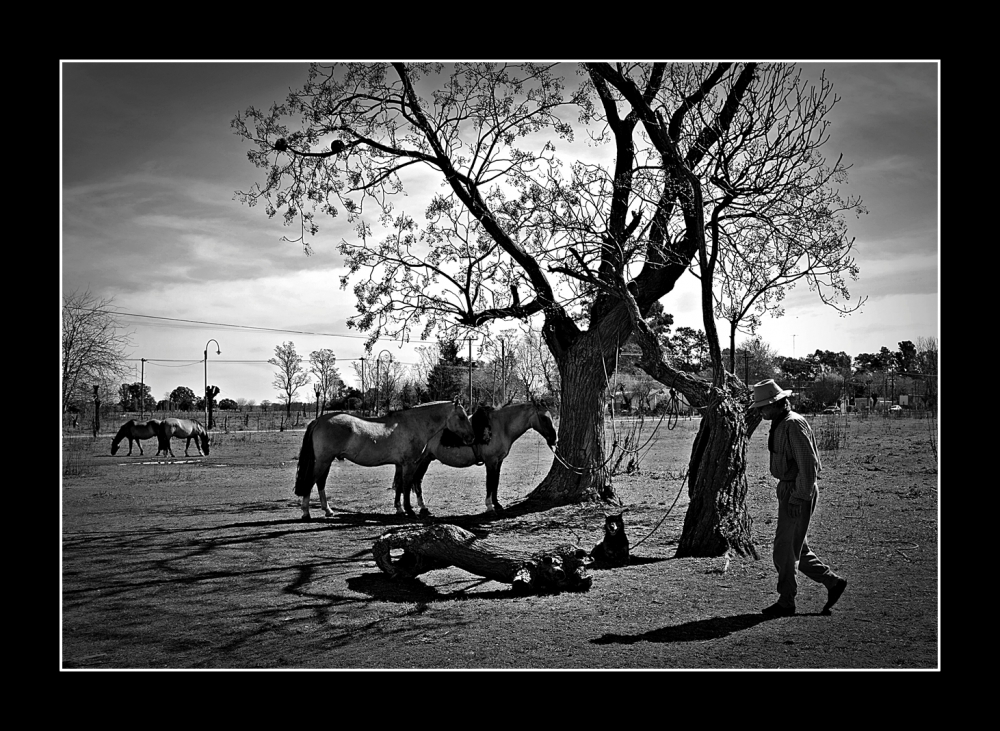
[773,482,839,608]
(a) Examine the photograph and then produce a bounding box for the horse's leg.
[486,458,505,512]
[136,439,144,456]
[315,465,334,518]
[127,438,134,456]
[392,465,413,517]
[410,456,434,518]
[159,435,174,458]
[301,460,331,520]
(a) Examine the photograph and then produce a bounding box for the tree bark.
[621,296,761,558]
[525,320,624,506]
[372,524,593,594]
[677,387,761,558]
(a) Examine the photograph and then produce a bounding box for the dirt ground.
[61,413,939,670]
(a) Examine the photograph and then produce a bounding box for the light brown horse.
[111,419,161,456]
[294,399,475,520]
[156,418,210,457]
[410,399,557,513]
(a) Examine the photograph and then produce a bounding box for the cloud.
[62,169,349,296]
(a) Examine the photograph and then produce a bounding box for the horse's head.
[110,422,129,455]
[449,398,476,445]
[531,399,558,449]
[200,432,211,456]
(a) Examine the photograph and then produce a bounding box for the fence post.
[92,385,101,439]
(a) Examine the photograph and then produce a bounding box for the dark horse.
[294,399,475,520]
[411,399,558,513]
[156,418,210,457]
[111,418,161,456]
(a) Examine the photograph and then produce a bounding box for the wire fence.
[62,406,326,438]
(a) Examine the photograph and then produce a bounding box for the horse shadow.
[591,613,774,645]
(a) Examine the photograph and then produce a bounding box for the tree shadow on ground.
[589,554,669,570]
[347,572,516,603]
[591,613,775,645]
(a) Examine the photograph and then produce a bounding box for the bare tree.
[62,289,133,412]
[269,341,311,417]
[235,62,863,557]
[375,355,405,412]
[411,345,438,391]
[703,68,867,373]
[512,328,559,403]
[309,348,342,414]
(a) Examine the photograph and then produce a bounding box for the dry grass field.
[61,411,939,670]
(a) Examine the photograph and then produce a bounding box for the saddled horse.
[410,399,558,514]
[294,398,475,520]
[111,419,161,456]
[156,418,211,457]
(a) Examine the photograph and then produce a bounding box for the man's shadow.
[592,613,778,645]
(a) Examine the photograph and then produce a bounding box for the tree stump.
[372,524,593,594]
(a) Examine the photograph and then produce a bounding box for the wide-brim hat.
[751,379,792,408]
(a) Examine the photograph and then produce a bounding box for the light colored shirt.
[768,411,822,505]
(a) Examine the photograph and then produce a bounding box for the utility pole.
[501,338,507,404]
[360,358,366,414]
[468,337,474,406]
[140,358,146,419]
[92,385,101,438]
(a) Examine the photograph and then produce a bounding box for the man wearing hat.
[752,379,848,617]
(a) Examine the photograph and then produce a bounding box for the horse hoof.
[418,508,432,518]
[324,511,334,518]
[300,514,312,522]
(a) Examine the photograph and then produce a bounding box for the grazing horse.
[111,419,161,456]
[156,418,211,457]
[410,399,558,513]
[294,398,475,520]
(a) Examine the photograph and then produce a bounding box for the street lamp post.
[204,339,220,429]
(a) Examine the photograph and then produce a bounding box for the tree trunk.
[619,300,762,559]
[676,391,761,559]
[525,327,619,506]
[372,524,593,594]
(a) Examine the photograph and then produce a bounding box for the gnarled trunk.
[525,326,620,506]
[677,392,760,559]
[372,523,593,594]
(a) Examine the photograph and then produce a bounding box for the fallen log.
[372,523,593,594]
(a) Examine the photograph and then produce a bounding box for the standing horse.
[156,418,211,457]
[111,419,161,456]
[410,399,557,513]
[294,398,475,520]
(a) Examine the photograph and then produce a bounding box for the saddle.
[440,405,493,464]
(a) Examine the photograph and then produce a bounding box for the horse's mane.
[441,404,493,448]
[385,400,453,417]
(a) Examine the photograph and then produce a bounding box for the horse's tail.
[294,420,317,497]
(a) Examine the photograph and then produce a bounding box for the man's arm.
[787,419,820,506]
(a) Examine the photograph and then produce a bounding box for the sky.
[61,61,939,405]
